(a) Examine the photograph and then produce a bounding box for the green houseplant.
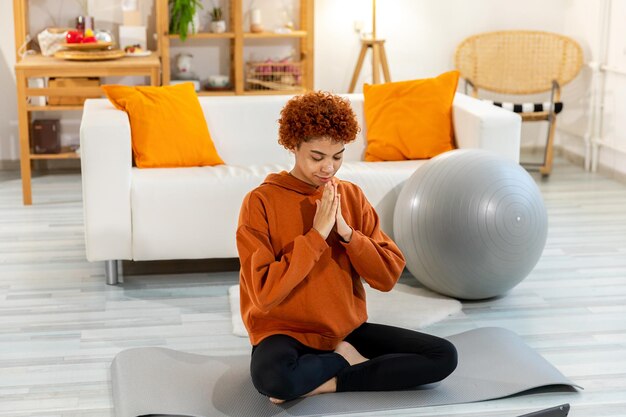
[210,7,223,21]
[210,6,226,33]
[169,0,203,41]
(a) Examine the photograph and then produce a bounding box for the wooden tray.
[61,41,113,50]
[54,49,125,61]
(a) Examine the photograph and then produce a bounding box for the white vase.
[211,20,226,33]
[250,8,263,33]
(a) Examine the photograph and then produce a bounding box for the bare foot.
[269,377,337,404]
[334,341,368,366]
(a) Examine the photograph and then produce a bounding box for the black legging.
[250,322,458,401]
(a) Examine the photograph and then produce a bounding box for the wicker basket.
[245,60,303,91]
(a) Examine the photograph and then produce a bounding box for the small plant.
[169,0,203,41]
[210,7,223,21]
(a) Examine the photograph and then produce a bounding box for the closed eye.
[313,156,342,162]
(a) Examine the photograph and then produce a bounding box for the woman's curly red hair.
[278,91,360,150]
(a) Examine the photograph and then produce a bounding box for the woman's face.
[290,137,345,187]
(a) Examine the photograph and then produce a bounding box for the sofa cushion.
[130,160,426,260]
[198,96,295,166]
[195,95,369,165]
[337,160,426,235]
[102,83,224,168]
[363,71,459,161]
[131,164,290,260]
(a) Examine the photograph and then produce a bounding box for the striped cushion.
[484,101,563,114]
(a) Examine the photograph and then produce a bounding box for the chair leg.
[539,116,558,177]
[538,81,561,177]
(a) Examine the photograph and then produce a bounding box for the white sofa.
[80,93,521,284]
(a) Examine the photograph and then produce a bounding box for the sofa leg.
[105,260,120,285]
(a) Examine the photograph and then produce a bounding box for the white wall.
[1,0,18,161]
[314,0,568,91]
[560,0,626,177]
[2,0,624,177]
[313,0,573,162]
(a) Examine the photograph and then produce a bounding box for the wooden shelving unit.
[13,0,313,205]
[13,0,161,205]
[157,0,314,95]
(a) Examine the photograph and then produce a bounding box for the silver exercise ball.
[393,149,548,300]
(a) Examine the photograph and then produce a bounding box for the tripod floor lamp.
[348,0,391,93]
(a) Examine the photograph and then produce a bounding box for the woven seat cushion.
[484,100,563,114]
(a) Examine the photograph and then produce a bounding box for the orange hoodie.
[236,171,406,351]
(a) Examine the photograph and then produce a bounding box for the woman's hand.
[335,181,353,242]
[312,182,339,239]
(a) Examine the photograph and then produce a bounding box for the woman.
[236,91,457,404]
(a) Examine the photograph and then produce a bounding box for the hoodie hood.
[262,171,321,195]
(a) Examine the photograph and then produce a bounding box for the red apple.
[82,36,97,43]
[65,30,83,44]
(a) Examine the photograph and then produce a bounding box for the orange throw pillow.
[102,83,224,168]
[363,71,460,161]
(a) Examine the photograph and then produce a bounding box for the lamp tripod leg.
[372,43,381,84]
[349,43,369,93]
[379,43,391,83]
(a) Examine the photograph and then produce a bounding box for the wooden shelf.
[26,105,84,111]
[197,90,236,96]
[15,53,161,76]
[158,0,314,95]
[243,31,307,39]
[169,32,235,39]
[242,89,305,96]
[30,151,80,160]
[246,78,302,91]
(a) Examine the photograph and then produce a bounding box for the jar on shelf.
[76,15,94,33]
[250,9,263,33]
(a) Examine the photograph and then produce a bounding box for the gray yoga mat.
[110,327,582,417]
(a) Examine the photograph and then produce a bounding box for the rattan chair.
[455,30,583,176]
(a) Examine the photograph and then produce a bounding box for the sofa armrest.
[80,99,132,261]
[452,93,522,163]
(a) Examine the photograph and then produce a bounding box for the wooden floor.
[0,159,625,417]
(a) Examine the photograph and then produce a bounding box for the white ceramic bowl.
[207,75,229,87]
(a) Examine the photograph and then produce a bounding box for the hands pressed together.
[313,179,353,242]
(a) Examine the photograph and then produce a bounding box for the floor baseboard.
[122,258,241,276]
[559,147,626,185]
